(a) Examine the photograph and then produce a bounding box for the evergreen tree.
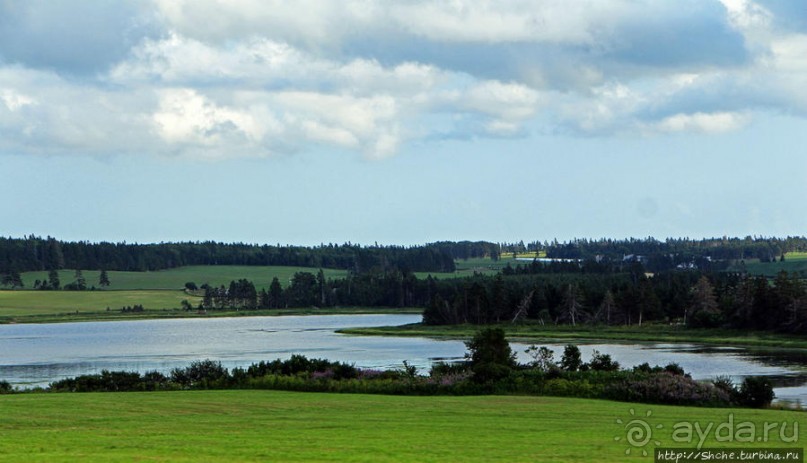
[99,269,111,288]
[688,276,721,327]
[74,269,87,290]
[47,268,60,290]
[1,269,23,289]
[269,277,283,308]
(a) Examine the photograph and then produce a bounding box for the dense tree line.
[192,259,805,333]
[529,236,807,263]
[198,270,428,310]
[423,269,807,334]
[4,235,805,277]
[0,236,455,274]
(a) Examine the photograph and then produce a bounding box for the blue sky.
[1,0,805,245]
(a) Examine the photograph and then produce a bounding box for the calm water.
[1,314,806,403]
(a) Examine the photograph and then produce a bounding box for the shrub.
[587,350,620,372]
[604,372,732,407]
[738,376,775,408]
[465,328,516,383]
[0,380,12,393]
[712,375,737,399]
[170,360,229,389]
[664,363,686,376]
[429,361,470,377]
[525,345,558,372]
[560,345,583,372]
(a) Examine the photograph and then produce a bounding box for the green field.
[726,252,807,277]
[20,265,350,291]
[0,289,417,324]
[415,256,520,279]
[0,290,198,316]
[0,391,802,462]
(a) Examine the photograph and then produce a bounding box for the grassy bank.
[341,322,807,349]
[0,302,419,325]
[0,390,801,462]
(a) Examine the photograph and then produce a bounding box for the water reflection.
[1,315,806,403]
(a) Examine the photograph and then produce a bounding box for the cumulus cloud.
[0,0,806,159]
[652,112,751,134]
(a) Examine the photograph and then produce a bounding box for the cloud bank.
[0,0,805,159]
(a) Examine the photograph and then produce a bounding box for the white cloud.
[153,88,268,147]
[152,0,628,47]
[0,89,35,111]
[653,111,751,134]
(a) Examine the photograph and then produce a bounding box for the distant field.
[416,256,519,279]
[0,289,199,317]
[20,265,349,291]
[0,391,801,462]
[726,252,807,277]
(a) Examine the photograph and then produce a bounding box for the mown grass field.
[415,256,520,279]
[20,265,350,291]
[0,391,802,462]
[726,252,807,277]
[0,290,198,316]
[0,289,417,324]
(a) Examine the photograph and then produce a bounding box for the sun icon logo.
[614,409,663,457]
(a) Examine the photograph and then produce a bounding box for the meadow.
[0,390,802,462]
[2,265,347,323]
[414,256,520,279]
[727,252,807,278]
[20,265,350,291]
[0,289,200,323]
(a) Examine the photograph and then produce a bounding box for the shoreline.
[338,323,807,350]
[0,307,421,325]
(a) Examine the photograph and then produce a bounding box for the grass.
[725,252,807,278]
[20,265,350,291]
[0,391,802,462]
[0,290,199,316]
[0,288,417,324]
[341,322,807,349]
[415,256,520,279]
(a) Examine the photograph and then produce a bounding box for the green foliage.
[0,380,12,393]
[738,376,775,408]
[525,345,557,371]
[587,350,619,372]
[560,344,583,372]
[465,328,516,383]
[170,360,230,389]
[50,370,169,392]
[603,372,732,406]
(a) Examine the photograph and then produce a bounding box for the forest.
[2,235,806,274]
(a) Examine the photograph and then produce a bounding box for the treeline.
[0,236,455,274]
[532,236,807,262]
[3,235,806,276]
[423,269,807,334]
[196,270,428,310]
[435,236,807,263]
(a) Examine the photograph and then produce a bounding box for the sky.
[1,0,806,246]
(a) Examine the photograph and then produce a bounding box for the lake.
[1,314,806,403]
